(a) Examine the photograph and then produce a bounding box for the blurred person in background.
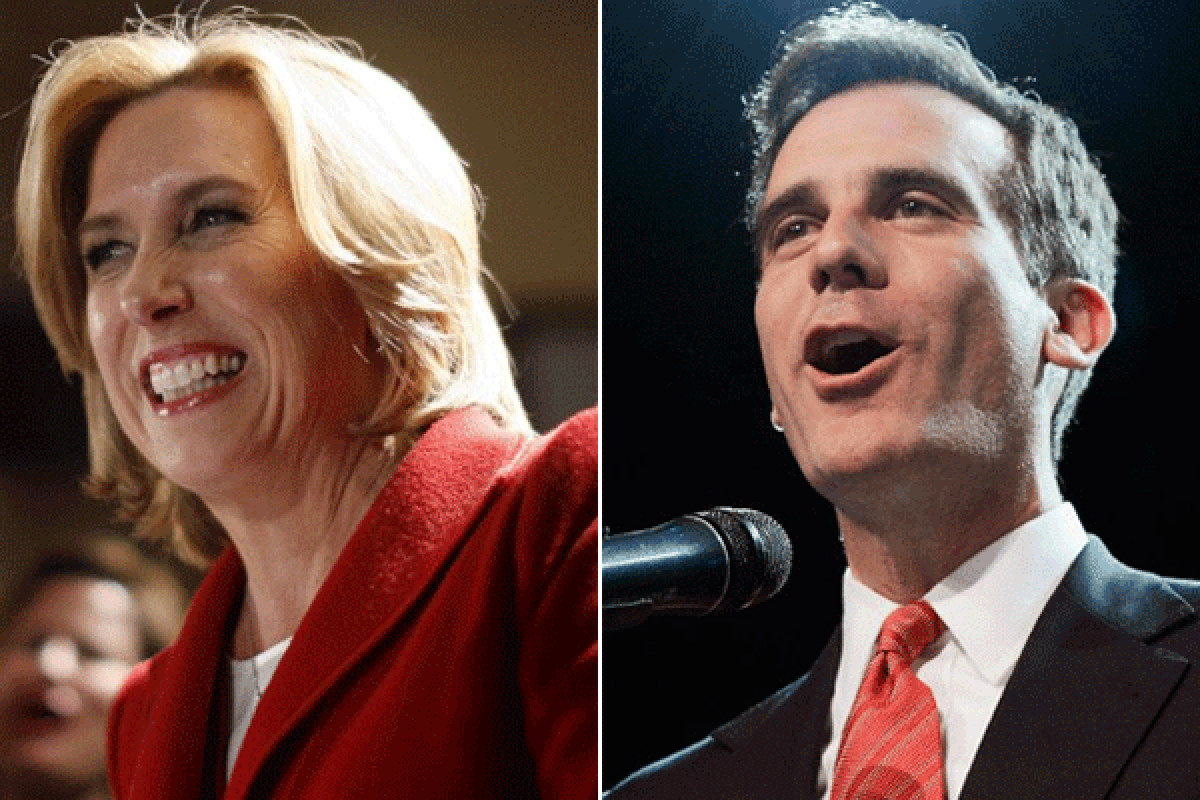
[0,532,187,800]
[14,9,597,800]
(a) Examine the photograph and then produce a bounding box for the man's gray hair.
[746,2,1118,462]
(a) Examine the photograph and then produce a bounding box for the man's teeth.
[820,330,872,360]
[149,353,244,403]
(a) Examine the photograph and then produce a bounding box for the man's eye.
[893,196,948,219]
[772,217,819,249]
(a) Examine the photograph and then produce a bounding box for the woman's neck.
[205,434,403,659]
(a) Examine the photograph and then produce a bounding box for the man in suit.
[607,4,1200,799]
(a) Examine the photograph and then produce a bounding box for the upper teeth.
[149,353,243,397]
[821,330,872,358]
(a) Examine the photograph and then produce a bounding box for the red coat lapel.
[225,407,522,796]
[117,547,244,800]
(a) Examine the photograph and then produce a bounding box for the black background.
[602,0,1200,788]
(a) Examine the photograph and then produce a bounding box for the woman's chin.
[147,438,260,500]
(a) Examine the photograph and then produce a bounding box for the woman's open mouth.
[141,344,248,415]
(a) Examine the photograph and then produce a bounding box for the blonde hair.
[16,11,531,565]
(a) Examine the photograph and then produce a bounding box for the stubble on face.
[754,84,1056,527]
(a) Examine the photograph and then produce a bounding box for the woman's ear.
[1041,278,1115,370]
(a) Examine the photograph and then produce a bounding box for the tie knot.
[876,600,945,664]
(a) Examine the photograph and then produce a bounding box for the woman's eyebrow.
[171,175,257,207]
[77,211,122,241]
[78,175,256,239]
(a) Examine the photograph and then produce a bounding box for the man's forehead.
[764,82,1012,200]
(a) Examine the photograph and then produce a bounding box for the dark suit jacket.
[608,536,1200,799]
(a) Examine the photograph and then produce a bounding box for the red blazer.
[107,407,597,799]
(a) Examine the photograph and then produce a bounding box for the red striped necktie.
[830,599,947,800]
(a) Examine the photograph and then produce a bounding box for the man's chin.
[801,436,980,516]
[800,441,914,497]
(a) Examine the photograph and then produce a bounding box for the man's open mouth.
[805,329,898,376]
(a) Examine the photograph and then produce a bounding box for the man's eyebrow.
[752,165,981,260]
[868,166,976,214]
[753,181,821,257]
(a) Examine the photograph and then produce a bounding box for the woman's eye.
[187,206,248,233]
[83,240,131,271]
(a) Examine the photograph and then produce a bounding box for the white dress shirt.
[816,503,1089,800]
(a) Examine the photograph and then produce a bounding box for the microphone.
[603,508,792,631]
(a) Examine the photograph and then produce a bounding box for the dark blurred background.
[603,0,1200,788]
[0,2,595,590]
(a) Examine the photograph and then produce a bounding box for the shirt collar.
[840,567,901,703]
[841,502,1089,686]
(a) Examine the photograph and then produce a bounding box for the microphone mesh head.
[696,507,792,613]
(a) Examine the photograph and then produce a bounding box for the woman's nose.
[118,252,193,326]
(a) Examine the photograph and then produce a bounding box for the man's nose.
[809,213,887,292]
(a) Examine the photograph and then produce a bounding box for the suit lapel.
[222,408,523,798]
[712,629,841,800]
[960,537,1193,800]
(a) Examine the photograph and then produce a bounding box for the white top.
[817,503,1089,800]
[227,637,292,781]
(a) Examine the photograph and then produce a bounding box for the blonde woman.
[15,12,597,799]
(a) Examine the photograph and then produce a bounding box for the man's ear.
[1041,278,1115,370]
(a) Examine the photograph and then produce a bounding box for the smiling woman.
[79,85,384,505]
[14,10,596,800]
